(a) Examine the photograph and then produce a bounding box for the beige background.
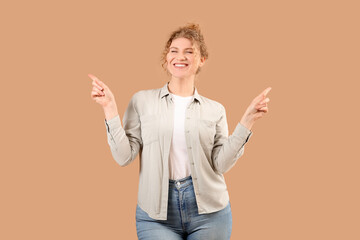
[1,0,359,239]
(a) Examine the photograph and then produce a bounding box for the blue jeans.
[135,175,232,240]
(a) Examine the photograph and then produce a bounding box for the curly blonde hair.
[160,22,209,75]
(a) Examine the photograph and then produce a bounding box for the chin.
[171,73,190,79]
[167,67,194,79]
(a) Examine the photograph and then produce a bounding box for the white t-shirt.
[169,93,194,180]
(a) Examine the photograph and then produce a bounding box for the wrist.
[103,102,118,121]
[240,117,254,131]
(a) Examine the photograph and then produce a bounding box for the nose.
[176,52,187,61]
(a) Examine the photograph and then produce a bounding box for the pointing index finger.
[254,87,272,103]
[263,87,272,96]
[88,73,106,89]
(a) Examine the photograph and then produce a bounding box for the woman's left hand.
[240,87,272,130]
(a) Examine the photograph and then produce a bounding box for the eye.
[170,51,193,53]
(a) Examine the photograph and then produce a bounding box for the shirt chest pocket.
[198,119,217,148]
[140,114,159,146]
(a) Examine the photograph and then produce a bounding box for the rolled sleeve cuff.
[233,122,253,145]
[104,114,121,132]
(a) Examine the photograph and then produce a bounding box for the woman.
[89,23,271,240]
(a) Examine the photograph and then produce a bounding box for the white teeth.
[175,64,187,67]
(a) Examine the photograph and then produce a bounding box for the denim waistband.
[169,175,192,188]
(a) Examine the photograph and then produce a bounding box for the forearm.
[104,115,139,167]
[212,122,252,174]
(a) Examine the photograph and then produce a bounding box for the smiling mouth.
[173,63,189,69]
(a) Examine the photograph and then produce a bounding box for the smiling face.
[166,37,205,79]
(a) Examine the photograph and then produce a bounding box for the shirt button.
[188,146,192,149]
[191,162,194,165]
[186,117,190,119]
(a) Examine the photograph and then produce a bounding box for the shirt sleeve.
[211,105,253,174]
[104,93,142,167]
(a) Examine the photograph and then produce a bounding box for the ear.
[199,56,206,67]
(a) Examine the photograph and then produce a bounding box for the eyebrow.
[170,47,194,50]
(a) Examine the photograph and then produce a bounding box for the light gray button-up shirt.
[104,81,253,220]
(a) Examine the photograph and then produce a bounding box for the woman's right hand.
[88,73,116,108]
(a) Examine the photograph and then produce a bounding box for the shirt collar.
[160,81,202,104]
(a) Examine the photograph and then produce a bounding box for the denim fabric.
[135,175,232,240]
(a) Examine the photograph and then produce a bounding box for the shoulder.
[129,86,162,107]
[134,84,163,97]
[199,95,225,113]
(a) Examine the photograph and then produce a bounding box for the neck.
[168,76,195,97]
